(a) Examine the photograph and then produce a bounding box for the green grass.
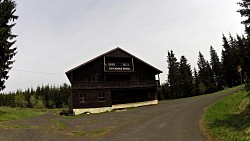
[52,120,68,129]
[0,107,46,122]
[203,90,250,141]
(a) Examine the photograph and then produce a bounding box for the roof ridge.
[65,47,162,74]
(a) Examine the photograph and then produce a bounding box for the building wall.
[133,59,156,81]
[72,57,104,82]
[111,88,157,104]
[72,89,111,109]
[72,88,157,109]
[70,54,159,109]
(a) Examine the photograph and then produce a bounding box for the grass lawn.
[203,90,250,141]
[0,107,49,122]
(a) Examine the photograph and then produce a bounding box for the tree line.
[158,0,250,100]
[0,83,71,109]
[157,33,250,100]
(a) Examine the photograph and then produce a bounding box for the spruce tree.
[210,46,223,89]
[229,34,241,86]
[167,50,180,99]
[0,0,18,91]
[179,56,194,97]
[197,52,215,93]
[197,52,207,83]
[238,0,250,36]
[221,34,233,87]
[238,0,250,80]
[236,34,246,70]
[193,68,200,95]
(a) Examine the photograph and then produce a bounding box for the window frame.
[79,93,87,103]
[98,93,105,102]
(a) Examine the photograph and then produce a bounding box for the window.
[99,93,105,102]
[79,93,87,103]
[116,62,122,66]
[108,62,115,66]
[123,63,130,66]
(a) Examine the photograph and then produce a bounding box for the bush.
[30,95,45,109]
[245,79,250,91]
[15,94,28,108]
[59,109,69,116]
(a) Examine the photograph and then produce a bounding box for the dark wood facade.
[66,47,162,110]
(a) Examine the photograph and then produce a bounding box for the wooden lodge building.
[66,47,162,115]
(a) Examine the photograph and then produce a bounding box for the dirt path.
[0,87,243,141]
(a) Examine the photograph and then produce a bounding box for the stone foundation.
[73,100,158,115]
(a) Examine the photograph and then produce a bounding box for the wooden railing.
[104,65,134,72]
[72,80,160,89]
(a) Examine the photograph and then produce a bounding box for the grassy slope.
[0,107,48,122]
[203,90,250,141]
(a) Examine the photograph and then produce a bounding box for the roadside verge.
[201,89,250,141]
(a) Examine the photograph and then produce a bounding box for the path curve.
[103,87,243,141]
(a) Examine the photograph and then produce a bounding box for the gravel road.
[0,87,243,141]
[103,87,242,141]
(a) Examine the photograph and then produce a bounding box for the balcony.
[71,80,160,89]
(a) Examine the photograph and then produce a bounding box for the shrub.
[15,94,28,108]
[245,79,250,91]
[30,95,45,109]
[59,109,69,116]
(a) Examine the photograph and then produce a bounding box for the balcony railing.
[104,65,134,72]
[72,80,160,89]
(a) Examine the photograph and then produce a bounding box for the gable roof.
[65,47,162,74]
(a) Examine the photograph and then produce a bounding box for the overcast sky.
[3,0,245,92]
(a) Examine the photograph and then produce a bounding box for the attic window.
[123,63,130,66]
[108,63,115,66]
[116,62,122,66]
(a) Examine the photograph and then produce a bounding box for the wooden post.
[158,74,160,84]
[104,56,106,81]
[132,57,134,71]
[69,72,73,115]
[104,56,106,71]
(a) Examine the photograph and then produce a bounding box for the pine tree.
[167,50,180,99]
[197,52,215,93]
[237,0,250,80]
[197,52,207,82]
[238,0,250,36]
[210,46,223,89]
[193,68,200,95]
[0,0,18,91]
[235,34,248,83]
[236,34,246,71]
[229,34,241,86]
[221,34,233,87]
[179,56,194,97]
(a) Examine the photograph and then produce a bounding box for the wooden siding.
[105,49,131,58]
[72,57,104,81]
[72,89,111,108]
[111,88,157,104]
